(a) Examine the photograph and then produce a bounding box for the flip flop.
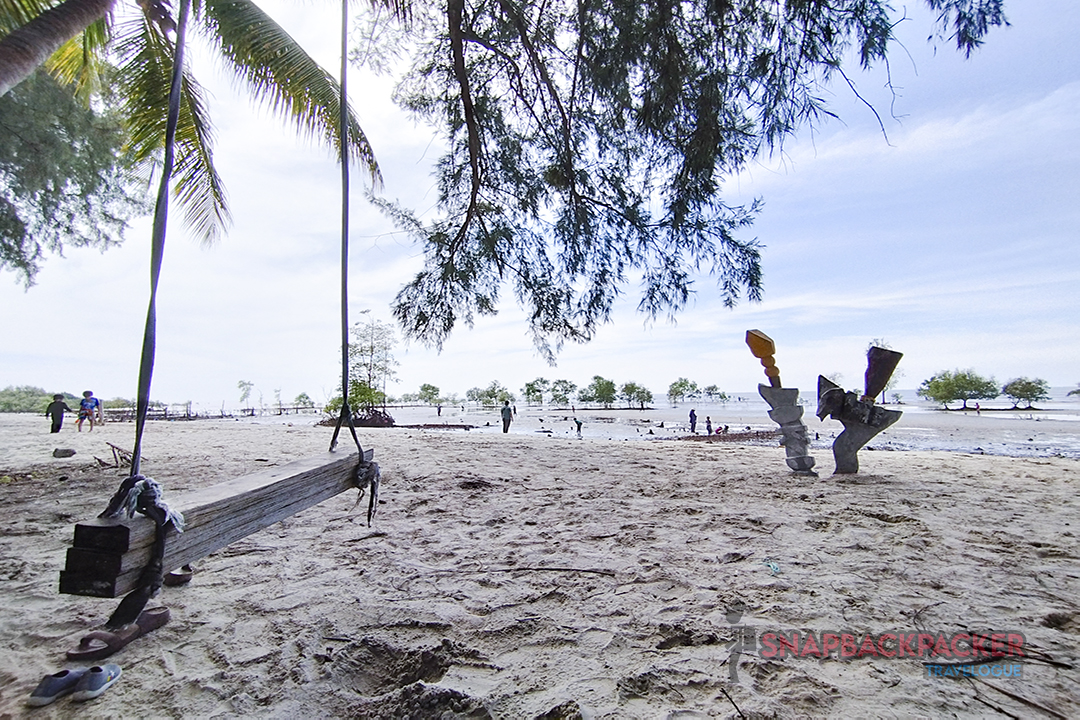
[163,564,194,587]
[66,607,170,662]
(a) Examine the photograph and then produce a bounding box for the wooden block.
[65,546,140,577]
[59,570,124,598]
[60,450,372,597]
[73,518,138,553]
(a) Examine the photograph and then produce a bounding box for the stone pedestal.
[758,385,817,476]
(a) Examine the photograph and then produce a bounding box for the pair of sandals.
[34,564,193,705]
[30,605,168,706]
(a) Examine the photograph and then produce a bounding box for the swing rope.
[96,0,378,631]
[97,0,191,629]
[328,0,378,527]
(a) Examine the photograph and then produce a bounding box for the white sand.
[0,412,1077,718]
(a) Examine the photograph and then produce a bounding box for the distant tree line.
[666,378,731,405]
[0,386,77,413]
[400,384,461,406]
[393,375,736,411]
[466,382,515,407]
[917,371,1056,410]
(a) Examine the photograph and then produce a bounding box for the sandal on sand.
[163,564,194,587]
[72,664,122,701]
[66,607,170,662]
[26,667,90,706]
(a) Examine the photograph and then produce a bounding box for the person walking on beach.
[689,408,697,433]
[501,400,513,433]
[45,394,73,433]
[705,417,712,435]
[77,391,103,432]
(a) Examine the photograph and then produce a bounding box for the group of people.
[45,391,103,433]
[688,409,728,436]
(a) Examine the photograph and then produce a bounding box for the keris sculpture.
[745,330,817,476]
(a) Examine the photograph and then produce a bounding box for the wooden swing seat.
[59,449,372,598]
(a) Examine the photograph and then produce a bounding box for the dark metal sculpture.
[816,347,904,473]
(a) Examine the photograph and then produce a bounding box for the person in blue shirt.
[77,391,103,432]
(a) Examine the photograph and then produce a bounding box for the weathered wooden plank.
[70,464,360,577]
[70,449,373,553]
[63,473,360,584]
[60,450,372,597]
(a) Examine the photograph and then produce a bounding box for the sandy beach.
[0,410,1077,718]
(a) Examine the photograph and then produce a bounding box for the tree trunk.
[0,0,116,97]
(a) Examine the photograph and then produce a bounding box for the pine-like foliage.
[0,68,147,285]
[376,0,1006,360]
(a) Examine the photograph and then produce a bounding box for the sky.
[2,1,1079,411]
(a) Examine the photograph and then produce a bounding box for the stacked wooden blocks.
[60,450,370,598]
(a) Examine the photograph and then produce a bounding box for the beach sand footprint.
[331,636,456,696]
[352,682,492,719]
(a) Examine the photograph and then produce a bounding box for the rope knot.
[103,474,185,532]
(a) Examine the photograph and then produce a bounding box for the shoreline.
[12,390,1080,461]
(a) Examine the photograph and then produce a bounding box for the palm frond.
[0,0,60,34]
[199,0,381,187]
[44,16,110,99]
[115,12,229,242]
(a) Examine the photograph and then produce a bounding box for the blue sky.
[2,1,1078,409]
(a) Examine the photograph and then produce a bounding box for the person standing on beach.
[45,394,73,433]
[77,391,103,432]
[689,408,697,433]
[573,417,583,438]
[501,400,513,433]
[706,417,712,435]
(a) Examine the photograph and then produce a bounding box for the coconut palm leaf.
[0,0,115,95]
[44,15,109,98]
[4,0,395,239]
[115,10,229,241]
[198,0,381,186]
[0,0,64,32]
